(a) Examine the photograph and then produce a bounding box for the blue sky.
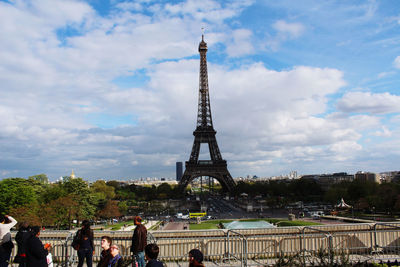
[1,0,400,181]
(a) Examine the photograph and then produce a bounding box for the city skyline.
[1,0,400,181]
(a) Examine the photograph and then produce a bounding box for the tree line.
[1,174,400,229]
[0,174,183,229]
[233,178,400,214]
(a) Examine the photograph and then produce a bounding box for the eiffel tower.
[178,35,236,193]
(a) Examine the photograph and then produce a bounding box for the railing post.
[371,223,377,254]
[226,230,248,267]
[64,232,73,267]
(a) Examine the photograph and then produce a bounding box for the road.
[162,222,189,230]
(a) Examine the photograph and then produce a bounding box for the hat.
[189,249,203,263]
[44,243,51,249]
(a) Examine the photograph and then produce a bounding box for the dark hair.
[101,236,112,245]
[189,249,203,264]
[0,215,5,223]
[31,226,41,236]
[81,220,91,237]
[19,221,30,230]
[145,244,159,260]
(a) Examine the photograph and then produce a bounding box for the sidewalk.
[119,220,159,231]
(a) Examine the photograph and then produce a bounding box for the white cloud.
[337,92,400,114]
[225,29,254,57]
[266,20,305,50]
[372,126,392,137]
[394,56,400,69]
[273,20,305,38]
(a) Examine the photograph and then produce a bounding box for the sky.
[1,0,400,181]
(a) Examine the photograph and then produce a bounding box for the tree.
[98,200,121,223]
[90,180,116,200]
[41,182,67,203]
[118,201,128,216]
[29,174,49,184]
[62,178,96,224]
[157,183,172,199]
[0,178,38,213]
[9,204,41,226]
[106,180,121,190]
[48,195,79,229]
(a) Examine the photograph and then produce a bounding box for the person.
[144,244,163,267]
[97,236,112,267]
[130,216,147,267]
[75,220,95,267]
[0,215,17,267]
[108,244,124,267]
[188,249,204,267]
[25,226,48,267]
[44,243,53,267]
[14,222,30,267]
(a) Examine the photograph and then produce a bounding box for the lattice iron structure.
[178,35,236,193]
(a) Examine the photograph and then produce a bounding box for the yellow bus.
[189,212,206,218]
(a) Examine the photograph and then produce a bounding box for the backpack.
[71,230,80,250]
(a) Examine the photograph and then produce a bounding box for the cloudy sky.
[1,0,400,181]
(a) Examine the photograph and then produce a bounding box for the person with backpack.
[74,220,94,267]
[14,222,30,267]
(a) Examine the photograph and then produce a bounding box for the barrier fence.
[9,222,400,266]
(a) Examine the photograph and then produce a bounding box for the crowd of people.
[0,215,205,267]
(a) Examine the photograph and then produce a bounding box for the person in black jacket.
[14,222,30,267]
[145,244,163,267]
[131,216,147,267]
[97,236,112,267]
[25,226,48,267]
[188,249,204,267]
[76,220,94,267]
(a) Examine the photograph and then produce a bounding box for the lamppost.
[372,207,376,221]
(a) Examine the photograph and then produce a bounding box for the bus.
[189,212,206,218]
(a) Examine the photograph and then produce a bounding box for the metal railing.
[8,222,400,266]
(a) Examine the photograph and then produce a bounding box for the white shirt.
[0,216,17,244]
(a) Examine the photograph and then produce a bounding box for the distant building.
[70,169,76,179]
[301,172,354,190]
[176,162,183,181]
[355,171,380,183]
[288,171,298,179]
[379,171,400,183]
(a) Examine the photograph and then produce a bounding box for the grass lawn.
[102,220,135,231]
[189,218,321,230]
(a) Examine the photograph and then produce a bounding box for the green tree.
[41,182,67,203]
[157,183,172,199]
[0,178,38,214]
[324,182,350,204]
[62,177,96,224]
[48,195,78,229]
[118,201,128,216]
[90,180,116,199]
[29,174,49,184]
